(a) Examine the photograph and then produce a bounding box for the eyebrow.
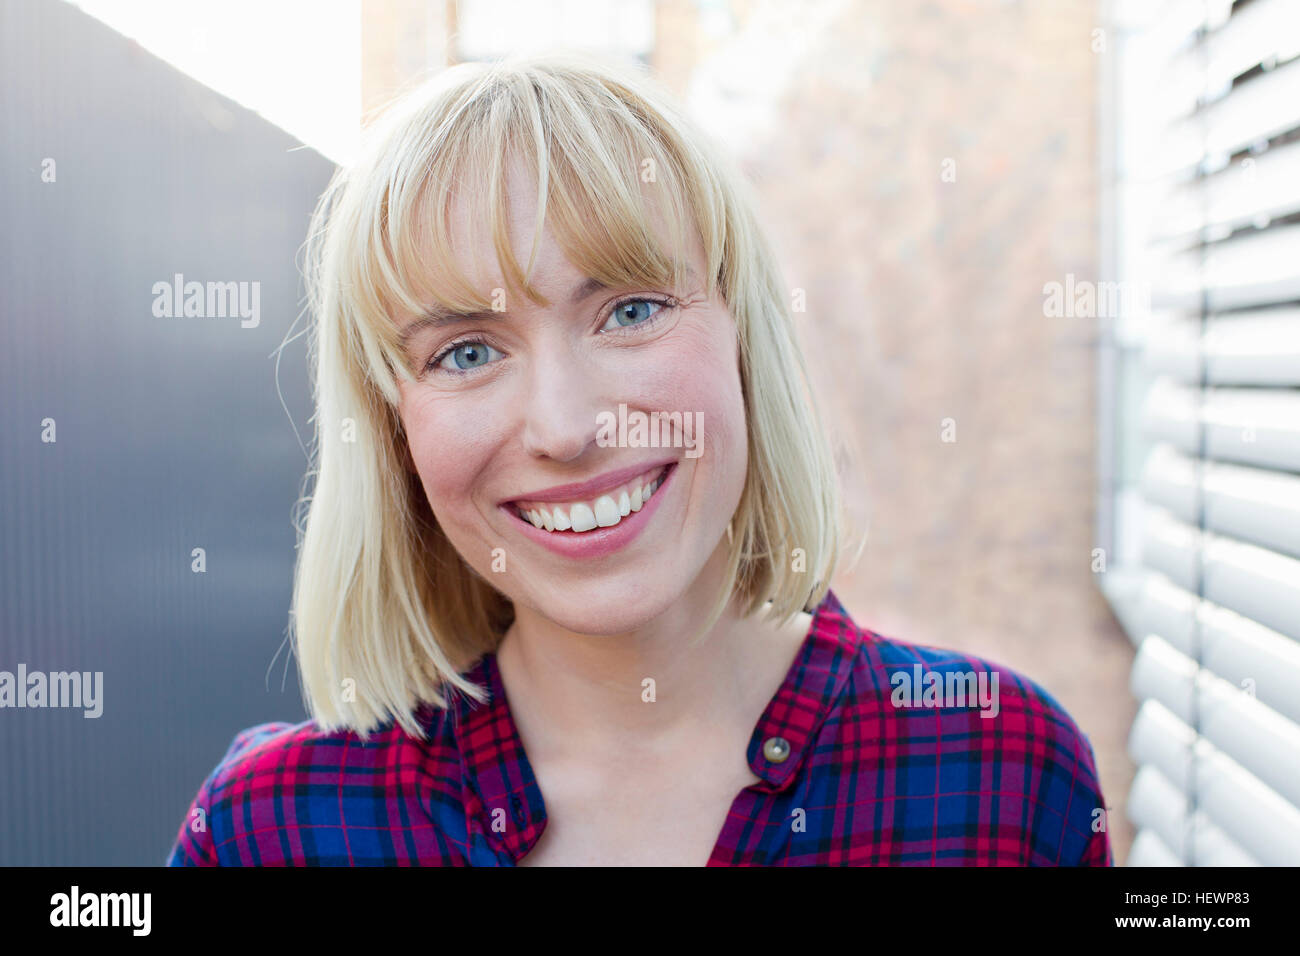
[398,275,610,348]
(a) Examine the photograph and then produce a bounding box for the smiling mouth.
[508,463,673,533]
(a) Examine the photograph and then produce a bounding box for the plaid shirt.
[166,589,1112,865]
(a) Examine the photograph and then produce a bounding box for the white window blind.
[1100,0,1300,866]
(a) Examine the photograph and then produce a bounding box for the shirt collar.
[450,587,859,859]
[745,587,860,788]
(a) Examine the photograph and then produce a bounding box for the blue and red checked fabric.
[166,589,1112,866]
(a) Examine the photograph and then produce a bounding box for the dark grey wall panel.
[1,0,336,864]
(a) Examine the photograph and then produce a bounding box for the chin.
[514,573,687,637]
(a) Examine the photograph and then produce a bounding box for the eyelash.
[425,296,679,377]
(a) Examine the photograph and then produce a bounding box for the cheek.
[618,318,747,463]
[398,387,501,514]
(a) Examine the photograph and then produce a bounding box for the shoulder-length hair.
[293,50,842,739]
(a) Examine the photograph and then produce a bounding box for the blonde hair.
[293,50,842,739]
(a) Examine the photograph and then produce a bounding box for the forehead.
[413,152,703,314]
[442,160,567,293]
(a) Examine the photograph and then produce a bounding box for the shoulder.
[164,700,472,866]
[860,633,1097,760]
[824,603,1112,865]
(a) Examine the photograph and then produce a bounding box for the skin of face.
[395,159,749,638]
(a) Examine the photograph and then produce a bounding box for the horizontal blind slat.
[1147,55,1300,178]
[1142,382,1300,472]
[1141,505,1300,641]
[1127,828,1190,866]
[1130,633,1300,806]
[1127,765,1259,865]
[1151,222,1300,311]
[1127,698,1300,865]
[1160,0,1300,116]
[1140,444,1300,557]
[1142,307,1300,386]
[1135,569,1300,724]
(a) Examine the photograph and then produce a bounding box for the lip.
[499,461,678,559]
[500,457,678,505]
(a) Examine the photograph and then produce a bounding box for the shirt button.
[762,736,791,763]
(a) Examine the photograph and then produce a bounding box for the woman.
[166,52,1111,866]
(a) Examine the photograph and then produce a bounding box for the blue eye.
[431,340,501,374]
[426,297,675,377]
[602,298,669,331]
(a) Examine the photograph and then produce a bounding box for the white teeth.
[594,495,620,527]
[569,502,597,533]
[515,466,670,534]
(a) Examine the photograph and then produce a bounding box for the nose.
[517,345,609,463]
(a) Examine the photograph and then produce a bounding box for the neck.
[494,546,810,768]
